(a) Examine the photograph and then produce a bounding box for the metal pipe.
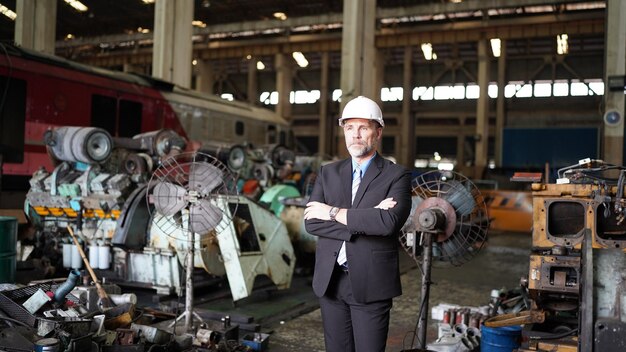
[54,269,81,304]
[417,232,433,349]
[185,232,195,332]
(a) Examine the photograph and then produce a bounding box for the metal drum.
[0,216,17,283]
[33,338,60,352]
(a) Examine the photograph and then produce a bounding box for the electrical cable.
[0,316,31,328]
[528,328,578,340]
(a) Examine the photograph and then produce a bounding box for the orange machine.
[482,189,533,233]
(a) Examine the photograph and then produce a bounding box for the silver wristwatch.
[329,207,339,222]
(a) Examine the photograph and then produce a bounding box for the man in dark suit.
[304,96,412,352]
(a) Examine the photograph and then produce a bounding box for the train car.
[0,43,290,189]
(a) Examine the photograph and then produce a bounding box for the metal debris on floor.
[0,273,272,351]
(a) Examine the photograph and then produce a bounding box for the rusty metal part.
[115,328,136,345]
[414,197,456,242]
[483,309,546,327]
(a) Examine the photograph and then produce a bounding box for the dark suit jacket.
[305,153,411,303]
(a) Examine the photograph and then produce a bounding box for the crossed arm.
[303,168,411,240]
[303,197,397,225]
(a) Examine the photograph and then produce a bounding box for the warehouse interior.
[0,0,625,351]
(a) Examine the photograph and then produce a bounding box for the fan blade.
[190,162,223,196]
[441,180,476,217]
[152,182,187,216]
[190,199,223,233]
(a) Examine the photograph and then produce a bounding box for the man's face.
[342,118,382,159]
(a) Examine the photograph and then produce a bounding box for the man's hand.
[375,197,397,210]
[304,201,333,220]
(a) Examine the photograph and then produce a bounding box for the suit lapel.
[352,154,383,207]
[340,159,353,207]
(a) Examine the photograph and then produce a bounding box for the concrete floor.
[265,231,531,351]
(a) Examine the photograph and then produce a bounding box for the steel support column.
[603,0,626,164]
[340,0,377,106]
[15,0,56,55]
[319,52,332,157]
[152,0,194,88]
[247,58,258,105]
[495,40,507,167]
[474,37,490,178]
[400,46,415,168]
[196,59,215,94]
[275,53,293,121]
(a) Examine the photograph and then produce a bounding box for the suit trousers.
[319,265,393,352]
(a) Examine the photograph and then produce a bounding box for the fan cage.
[146,152,239,242]
[400,170,489,267]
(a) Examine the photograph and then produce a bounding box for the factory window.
[504,82,527,98]
[292,90,320,104]
[413,86,434,101]
[91,94,117,135]
[118,100,143,138]
[381,87,403,101]
[332,89,342,102]
[488,83,498,98]
[465,85,479,99]
[553,80,569,96]
[235,121,244,136]
[256,79,605,107]
[260,91,279,105]
[534,81,552,97]
[433,86,465,100]
[570,80,589,96]
[587,80,604,95]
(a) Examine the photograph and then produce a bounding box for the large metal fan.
[148,152,238,239]
[399,170,489,349]
[146,152,238,332]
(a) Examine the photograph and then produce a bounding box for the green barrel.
[0,216,17,283]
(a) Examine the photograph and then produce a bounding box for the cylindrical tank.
[109,293,137,305]
[89,244,99,268]
[480,325,522,352]
[98,244,111,270]
[70,245,83,269]
[62,243,72,268]
[0,216,17,283]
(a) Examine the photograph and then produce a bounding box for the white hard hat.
[338,96,384,127]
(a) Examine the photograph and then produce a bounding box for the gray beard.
[347,144,373,158]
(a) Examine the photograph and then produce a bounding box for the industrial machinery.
[488,159,626,351]
[24,126,296,301]
[400,170,489,350]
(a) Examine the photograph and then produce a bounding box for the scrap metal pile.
[0,274,266,351]
[0,125,308,351]
[20,126,296,300]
